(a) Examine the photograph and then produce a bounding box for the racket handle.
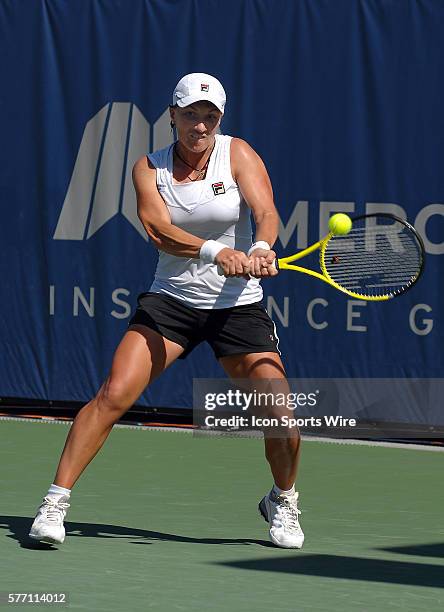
[216,264,251,278]
[217,259,279,277]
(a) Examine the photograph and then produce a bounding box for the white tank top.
[148,134,263,309]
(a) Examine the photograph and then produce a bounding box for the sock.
[48,483,71,498]
[272,483,295,497]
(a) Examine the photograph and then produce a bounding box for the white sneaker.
[29,495,70,544]
[259,490,304,548]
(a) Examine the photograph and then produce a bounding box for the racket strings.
[327,229,418,249]
[323,222,423,297]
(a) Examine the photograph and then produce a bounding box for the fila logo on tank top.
[148,134,262,309]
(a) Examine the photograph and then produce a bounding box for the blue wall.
[0,1,443,416]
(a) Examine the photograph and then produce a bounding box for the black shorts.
[128,292,280,359]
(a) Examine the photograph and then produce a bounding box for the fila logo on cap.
[212,181,225,196]
[201,83,209,92]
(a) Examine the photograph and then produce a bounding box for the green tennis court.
[1,419,443,611]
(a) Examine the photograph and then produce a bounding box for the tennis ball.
[328,213,352,236]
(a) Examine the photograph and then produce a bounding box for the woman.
[29,73,304,549]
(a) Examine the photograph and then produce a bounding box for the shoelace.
[40,496,70,523]
[274,496,302,533]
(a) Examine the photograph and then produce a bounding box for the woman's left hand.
[248,249,278,278]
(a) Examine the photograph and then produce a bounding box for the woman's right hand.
[215,248,251,278]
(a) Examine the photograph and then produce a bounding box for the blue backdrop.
[0,0,443,417]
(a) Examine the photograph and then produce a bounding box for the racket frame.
[276,213,425,301]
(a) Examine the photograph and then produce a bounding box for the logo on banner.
[53,102,172,241]
[212,181,225,196]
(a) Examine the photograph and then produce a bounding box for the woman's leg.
[219,352,300,490]
[53,325,184,489]
[219,351,304,549]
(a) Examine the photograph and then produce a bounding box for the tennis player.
[29,73,304,549]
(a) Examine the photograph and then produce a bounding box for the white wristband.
[248,241,271,256]
[199,240,226,264]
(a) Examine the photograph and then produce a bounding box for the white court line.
[0,415,443,452]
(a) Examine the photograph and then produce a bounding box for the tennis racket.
[274,213,425,301]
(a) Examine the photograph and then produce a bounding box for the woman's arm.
[231,139,279,277]
[132,156,204,257]
[132,155,250,276]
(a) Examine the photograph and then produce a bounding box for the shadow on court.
[215,555,444,588]
[0,516,274,549]
[377,543,444,558]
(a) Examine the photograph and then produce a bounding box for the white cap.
[172,73,226,114]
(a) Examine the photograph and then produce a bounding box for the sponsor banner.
[0,1,443,415]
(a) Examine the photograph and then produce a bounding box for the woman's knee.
[95,377,136,416]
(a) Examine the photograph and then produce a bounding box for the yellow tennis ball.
[328,213,352,235]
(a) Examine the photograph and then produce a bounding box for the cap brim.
[176,94,224,114]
